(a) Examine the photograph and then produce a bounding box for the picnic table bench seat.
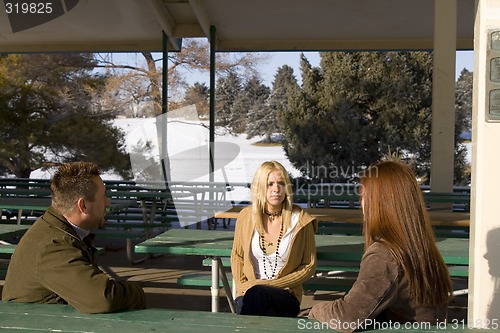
[316,221,469,238]
[177,271,358,294]
[187,256,468,294]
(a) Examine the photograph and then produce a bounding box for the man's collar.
[66,220,90,240]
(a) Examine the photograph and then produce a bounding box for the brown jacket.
[230,205,317,302]
[308,242,447,332]
[2,206,146,313]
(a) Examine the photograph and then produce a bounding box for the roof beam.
[215,38,473,52]
[147,0,182,51]
[188,0,211,39]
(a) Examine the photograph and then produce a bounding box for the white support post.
[469,0,500,327]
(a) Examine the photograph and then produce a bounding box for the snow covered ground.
[33,115,472,181]
[113,115,301,205]
[114,116,300,184]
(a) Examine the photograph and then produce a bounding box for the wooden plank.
[135,229,469,265]
[177,272,233,287]
[0,243,105,255]
[1,302,483,333]
[0,224,29,239]
[215,206,470,227]
[0,243,16,254]
[201,257,467,277]
[0,303,333,333]
[0,198,135,213]
[304,276,356,292]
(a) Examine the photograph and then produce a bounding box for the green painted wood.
[0,224,29,239]
[135,229,234,257]
[178,272,359,293]
[203,257,231,266]
[0,244,105,255]
[0,302,334,333]
[103,221,172,229]
[93,229,145,239]
[0,198,135,214]
[135,229,469,265]
[201,257,467,277]
[0,300,484,332]
[0,243,16,254]
[177,272,233,287]
[304,276,356,292]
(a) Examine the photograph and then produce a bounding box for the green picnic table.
[135,229,469,313]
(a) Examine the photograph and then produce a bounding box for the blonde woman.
[231,160,317,317]
[309,160,452,332]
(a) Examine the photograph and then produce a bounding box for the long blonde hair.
[360,160,452,305]
[251,161,294,234]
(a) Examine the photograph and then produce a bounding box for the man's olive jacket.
[2,206,146,313]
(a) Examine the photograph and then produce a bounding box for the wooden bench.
[292,183,470,212]
[177,255,468,296]
[1,301,484,332]
[316,221,469,238]
[0,178,243,228]
[177,271,358,295]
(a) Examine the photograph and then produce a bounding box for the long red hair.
[361,160,452,305]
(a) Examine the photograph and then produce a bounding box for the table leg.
[211,257,219,312]
[209,256,236,313]
[146,200,157,239]
[128,199,159,264]
[17,209,23,225]
[140,199,148,226]
[217,257,236,313]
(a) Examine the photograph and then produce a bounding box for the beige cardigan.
[230,205,317,302]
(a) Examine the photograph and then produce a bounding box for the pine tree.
[230,76,270,134]
[455,69,472,135]
[454,68,473,185]
[268,65,300,140]
[244,77,273,140]
[215,72,242,129]
[0,53,131,178]
[280,51,439,182]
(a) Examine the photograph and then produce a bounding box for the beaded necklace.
[264,208,282,220]
[260,212,284,279]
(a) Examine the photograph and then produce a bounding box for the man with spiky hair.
[2,162,146,313]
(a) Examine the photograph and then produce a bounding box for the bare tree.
[95,39,269,117]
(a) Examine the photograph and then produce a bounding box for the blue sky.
[108,50,474,87]
[258,50,474,86]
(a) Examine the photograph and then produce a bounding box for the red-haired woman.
[309,160,452,332]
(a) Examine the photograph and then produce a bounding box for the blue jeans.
[235,285,300,317]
